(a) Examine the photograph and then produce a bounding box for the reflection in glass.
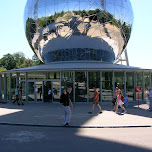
[144,72,150,100]
[1,77,4,100]
[52,81,60,102]
[28,82,34,101]
[11,74,16,100]
[19,73,26,80]
[115,72,124,94]
[61,72,73,102]
[136,72,143,100]
[75,72,87,102]
[27,72,47,79]
[88,71,100,102]
[48,72,60,79]
[6,75,10,100]
[20,81,26,101]
[102,72,113,101]
[126,72,134,101]
[44,81,51,102]
[24,0,133,63]
[35,81,43,102]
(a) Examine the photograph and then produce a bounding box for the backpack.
[121,95,124,101]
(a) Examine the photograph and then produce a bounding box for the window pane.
[75,72,87,102]
[102,72,113,101]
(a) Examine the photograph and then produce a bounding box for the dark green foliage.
[0,52,43,71]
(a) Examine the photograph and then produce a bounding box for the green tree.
[0,53,16,70]
[24,59,35,67]
[32,54,43,65]
[0,67,7,72]
[13,52,26,68]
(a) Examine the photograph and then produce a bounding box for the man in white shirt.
[147,88,152,111]
[48,88,52,103]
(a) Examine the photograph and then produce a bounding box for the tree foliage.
[0,52,43,70]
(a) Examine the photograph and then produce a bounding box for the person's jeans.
[63,106,71,124]
[148,97,152,110]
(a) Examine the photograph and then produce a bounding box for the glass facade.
[144,72,150,100]
[61,72,73,102]
[75,72,87,102]
[1,74,5,100]
[6,74,10,100]
[28,82,35,101]
[48,72,60,79]
[115,72,125,94]
[88,72,100,102]
[136,72,143,100]
[0,70,151,103]
[126,72,134,101]
[28,72,47,79]
[11,74,16,100]
[102,72,113,101]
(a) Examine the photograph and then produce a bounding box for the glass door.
[28,82,34,101]
[52,81,60,102]
[35,81,43,102]
[44,81,52,102]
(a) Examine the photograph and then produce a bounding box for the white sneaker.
[124,111,127,114]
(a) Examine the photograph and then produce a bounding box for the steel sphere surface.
[24,0,133,63]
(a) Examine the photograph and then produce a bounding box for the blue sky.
[0,0,152,69]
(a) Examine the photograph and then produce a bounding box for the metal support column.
[4,75,6,101]
[113,71,115,99]
[142,72,145,101]
[100,71,102,103]
[124,71,126,95]
[25,73,28,102]
[59,71,62,92]
[73,71,75,103]
[9,73,11,101]
[150,72,151,88]
[16,73,19,87]
[87,71,89,103]
[134,72,137,101]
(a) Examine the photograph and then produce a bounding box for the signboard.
[135,86,142,92]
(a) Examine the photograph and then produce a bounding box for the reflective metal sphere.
[24,0,133,63]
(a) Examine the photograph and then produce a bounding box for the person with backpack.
[115,89,127,114]
[60,87,73,126]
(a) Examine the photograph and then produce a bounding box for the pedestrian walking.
[115,89,127,114]
[88,87,102,114]
[13,86,20,105]
[147,88,152,111]
[60,87,73,126]
[112,87,119,111]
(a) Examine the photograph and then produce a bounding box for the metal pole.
[25,73,28,102]
[134,72,137,101]
[113,71,115,99]
[124,71,126,95]
[142,72,145,101]
[100,71,102,103]
[9,73,11,101]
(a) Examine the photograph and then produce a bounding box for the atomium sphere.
[24,0,133,63]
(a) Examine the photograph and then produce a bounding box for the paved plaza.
[0,101,152,152]
[0,101,151,127]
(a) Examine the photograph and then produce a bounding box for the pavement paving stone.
[0,101,151,127]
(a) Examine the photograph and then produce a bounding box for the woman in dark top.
[60,88,73,126]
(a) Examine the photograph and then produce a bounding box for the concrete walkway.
[0,101,152,128]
